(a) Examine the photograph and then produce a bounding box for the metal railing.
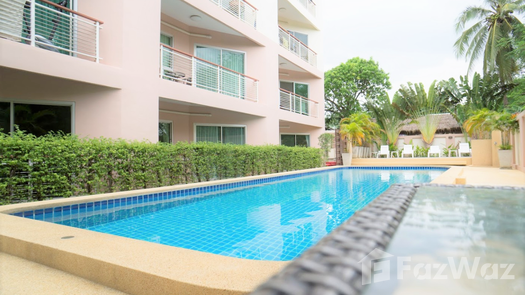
[297,0,316,17]
[278,26,317,67]
[279,88,318,118]
[0,0,103,62]
[209,0,257,29]
[160,44,259,102]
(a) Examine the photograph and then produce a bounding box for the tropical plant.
[463,109,519,149]
[339,112,380,154]
[318,133,335,162]
[393,81,445,145]
[493,112,520,149]
[366,94,405,145]
[324,57,391,128]
[438,72,513,140]
[454,0,525,84]
[463,108,497,139]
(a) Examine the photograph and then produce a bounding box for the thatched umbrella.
[400,113,462,135]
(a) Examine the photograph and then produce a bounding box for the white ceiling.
[279,55,307,73]
[161,0,241,36]
[277,0,316,30]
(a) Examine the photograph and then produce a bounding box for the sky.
[322,0,483,98]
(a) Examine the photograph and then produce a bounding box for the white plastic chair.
[458,143,471,157]
[428,145,441,157]
[376,145,390,158]
[401,145,414,158]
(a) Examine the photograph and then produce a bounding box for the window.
[195,125,246,145]
[0,102,72,136]
[280,81,309,115]
[287,30,308,46]
[281,134,310,147]
[195,45,245,98]
[287,30,309,61]
[160,33,174,78]
[159,121,172,143]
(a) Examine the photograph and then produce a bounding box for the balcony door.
[280,81,309,115]
[23,0,74,55]
[195,46,245,98]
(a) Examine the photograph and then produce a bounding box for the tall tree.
[324,57,391,128]
[454,0,525,84]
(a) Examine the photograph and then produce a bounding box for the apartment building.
[0,0,324,147]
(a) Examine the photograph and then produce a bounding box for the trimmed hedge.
[0,131,323,204]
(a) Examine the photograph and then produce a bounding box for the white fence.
[209,0,257,28]
[0,0,102,62]
[297,0,316,17]
[278,26,317,67]
[161,45,259,102]
[279,88,318,117]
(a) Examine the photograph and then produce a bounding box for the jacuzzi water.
[362,185,525,295]
[16,167,446,261]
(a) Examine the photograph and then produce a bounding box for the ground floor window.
[195,125,246,145]
[281,134,310,147]
[0,101,72,136]
[159,121,173,143]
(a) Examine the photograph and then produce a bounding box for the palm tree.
[366,94,405,146]
[454,0,525,84]
[339,112,380,156]
[463,108,496,139]
[393,81,445,145]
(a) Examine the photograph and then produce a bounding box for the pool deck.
[1,165,524,295]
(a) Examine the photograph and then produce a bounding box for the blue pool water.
[16,167,446,261]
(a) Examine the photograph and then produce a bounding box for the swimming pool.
[13,167,446,261]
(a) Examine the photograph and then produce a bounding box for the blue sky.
[323,0,483,98]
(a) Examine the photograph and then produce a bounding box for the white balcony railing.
[0,0,103,62]
[279,88,318,118]
[297,0,316,17]
[160,44,258,102]
[278,26,317,67]
[209,0,257,29]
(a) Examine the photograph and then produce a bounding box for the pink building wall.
[1,0,325,147]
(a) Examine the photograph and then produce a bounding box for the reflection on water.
[53,169,443,261]
[363,186,525,295]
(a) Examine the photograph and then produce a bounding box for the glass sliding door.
[222,126,245,145]
[158,121,172,143]
[160,34,173,79]
[221,50,245,98]
[24,0,74,55]
[196,125,221,143]
[281,134,310,147]
[195,125,245,145]
[294,83,309,115]
[279,81,309,115]
[0,102,10,134]
[195,46,245,98]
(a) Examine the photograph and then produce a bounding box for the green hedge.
[0,131,323,204]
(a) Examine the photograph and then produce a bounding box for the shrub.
[0,132,323,204]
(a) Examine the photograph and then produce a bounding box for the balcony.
[160,44,259,102]
[209,0,257,29]
[279,88,318,118]
[0,0,103,62]
[297,0,316,17]
[278,26,317,67]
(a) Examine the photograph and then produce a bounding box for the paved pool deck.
[1,166,524,295]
